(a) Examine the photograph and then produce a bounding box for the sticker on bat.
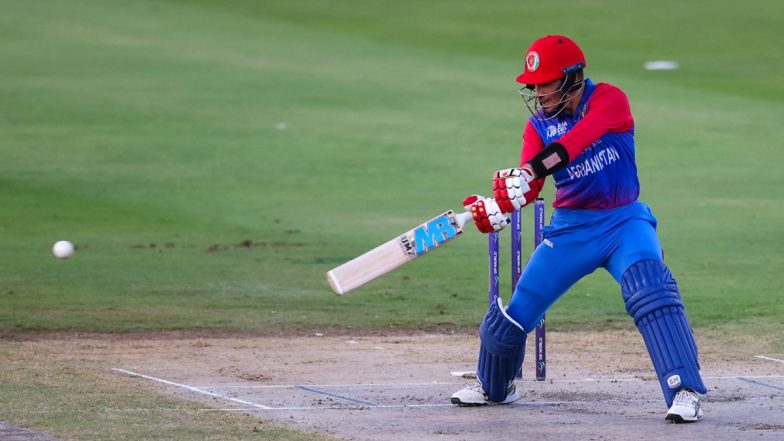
[399,211,462,257]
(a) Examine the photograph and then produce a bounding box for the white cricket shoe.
[666,389,703,423]
[451,381,520,406]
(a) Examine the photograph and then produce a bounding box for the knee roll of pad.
[622,259,707,407]
[477,297,527,402]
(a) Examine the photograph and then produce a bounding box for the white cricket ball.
[52,240,75,259]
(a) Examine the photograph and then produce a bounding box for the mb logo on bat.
[399,211,463,257]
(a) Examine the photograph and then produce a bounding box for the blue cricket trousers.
[506,201,664,332]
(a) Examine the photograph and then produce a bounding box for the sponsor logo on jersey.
[546,121,569,138]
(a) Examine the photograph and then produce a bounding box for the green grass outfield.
[1,0,782,335]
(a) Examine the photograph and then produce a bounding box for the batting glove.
[492,168,533,213]
[462,195,510,234]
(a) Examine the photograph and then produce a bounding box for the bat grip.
[456,211,473,227]
[456,197,498,227]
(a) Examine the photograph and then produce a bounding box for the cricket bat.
[327,209,475,295]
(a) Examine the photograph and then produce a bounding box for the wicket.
[488,198,546,380]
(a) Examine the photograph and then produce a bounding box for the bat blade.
[327,210,471,295]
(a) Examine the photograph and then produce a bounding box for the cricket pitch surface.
[21,331,784,440]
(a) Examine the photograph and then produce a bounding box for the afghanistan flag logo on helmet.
[526,51,540,72]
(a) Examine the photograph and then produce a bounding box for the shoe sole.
[665,413,700,423]
[451,395,520,406]
[450,397,486,406]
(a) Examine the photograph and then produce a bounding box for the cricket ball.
[52,240,75,259]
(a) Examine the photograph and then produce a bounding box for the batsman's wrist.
[521,165,537,180]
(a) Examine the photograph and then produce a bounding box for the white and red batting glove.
[492,167,533,213]
[462,195,509,234]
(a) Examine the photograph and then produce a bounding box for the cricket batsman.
[451,35,707,423]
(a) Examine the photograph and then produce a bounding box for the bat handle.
[455,210,474,227]
[456,196,501,227]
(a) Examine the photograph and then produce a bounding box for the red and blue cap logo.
[526,51,540,72]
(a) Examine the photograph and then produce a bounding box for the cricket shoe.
[451,381,520,406]
[665,389,703,423]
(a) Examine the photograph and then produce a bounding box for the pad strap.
[622,259,707,407]
[477,297,527,402]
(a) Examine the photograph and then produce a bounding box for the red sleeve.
[557,83,634,160]
[519,120,545,204]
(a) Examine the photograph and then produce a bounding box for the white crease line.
[112,368,272,410]
[230,396,784,411]
[755,355,784,364]
[270,404,455,410]
[706,374,784,379]
[190,375,784,390]
[547,375,784,382]
[526,375,784,382]
[243,399,660,411]
[191,382,448,389]
[20,395,783,414]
